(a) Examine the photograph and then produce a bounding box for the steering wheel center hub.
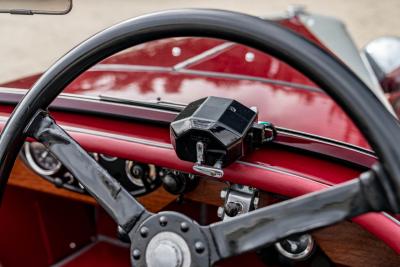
[130,212,209,267]
[146,231,190,267]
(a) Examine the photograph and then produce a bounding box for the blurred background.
[0,0,399,83]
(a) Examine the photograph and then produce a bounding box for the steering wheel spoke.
[26,110,152,232]
[205,169,391,263]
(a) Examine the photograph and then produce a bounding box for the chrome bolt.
[253,197,260,209]
[140,226,149,238]
[159,216,168,226]
[195,241,205,253]
[217,206,225,218]
[224,202,242,217]
[220,189,228,199]
[132,249,141,260]
[180,222,189,232]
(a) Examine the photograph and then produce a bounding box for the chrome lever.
[193,161,224,178]
[194,141,224,178]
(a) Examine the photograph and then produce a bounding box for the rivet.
[245,51,255,62]
[140,226,149,238]
[172,47,182,57]
[159,216,168,226]
[180,222,189,232]
[195,241,205,253]
[132,249,141,260]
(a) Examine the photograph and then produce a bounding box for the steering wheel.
[1,9,400,267]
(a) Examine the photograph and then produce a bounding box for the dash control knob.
[161,172,198,195]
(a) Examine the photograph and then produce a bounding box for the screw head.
[132,249,141,260]
[224,202,242,217]
[159,216,168,226]
[180,222,189,232]
[253,197,260,209]
[195,241,205,253]
[220,189,228,199]
[140,226,149,238]
[217,206,225,218]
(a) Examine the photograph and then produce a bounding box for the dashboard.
[14,142,400,267]
[20,142,198,198]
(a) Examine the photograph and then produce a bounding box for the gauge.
[99,153,118,162]
[24,142,62,176]
[125,160,157,187]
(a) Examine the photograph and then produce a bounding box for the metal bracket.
[217,184,259,221]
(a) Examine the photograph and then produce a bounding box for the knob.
[161,173,183,195]
[161,172,198,195]
[224,202,242,217]
[53,177,64,188]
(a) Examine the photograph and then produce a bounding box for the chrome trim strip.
[172,42,234,70]
[0,88,177,124]
[278,127,374,155]
[276,130,375,167]
[382,212,400,226]
[91,64,171,73]
[88,64,323,93]
[178,69,323,93]
[62,125,173,149]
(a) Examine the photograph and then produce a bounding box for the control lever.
[193,141,224,178]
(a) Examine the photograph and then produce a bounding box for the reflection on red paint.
[0,25,368,149]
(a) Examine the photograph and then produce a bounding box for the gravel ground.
[0,0,399,83]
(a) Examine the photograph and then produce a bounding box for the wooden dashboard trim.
[8,158,226,212]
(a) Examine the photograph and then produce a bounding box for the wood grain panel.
[313,221,400,267]
[8,158,178,212]
[9,159,97,204]
[8,158,225,212]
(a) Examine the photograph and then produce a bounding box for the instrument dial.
[24,142,62,176]
[125,161,157,187]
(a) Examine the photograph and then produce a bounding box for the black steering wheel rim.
[0,9,400,265]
